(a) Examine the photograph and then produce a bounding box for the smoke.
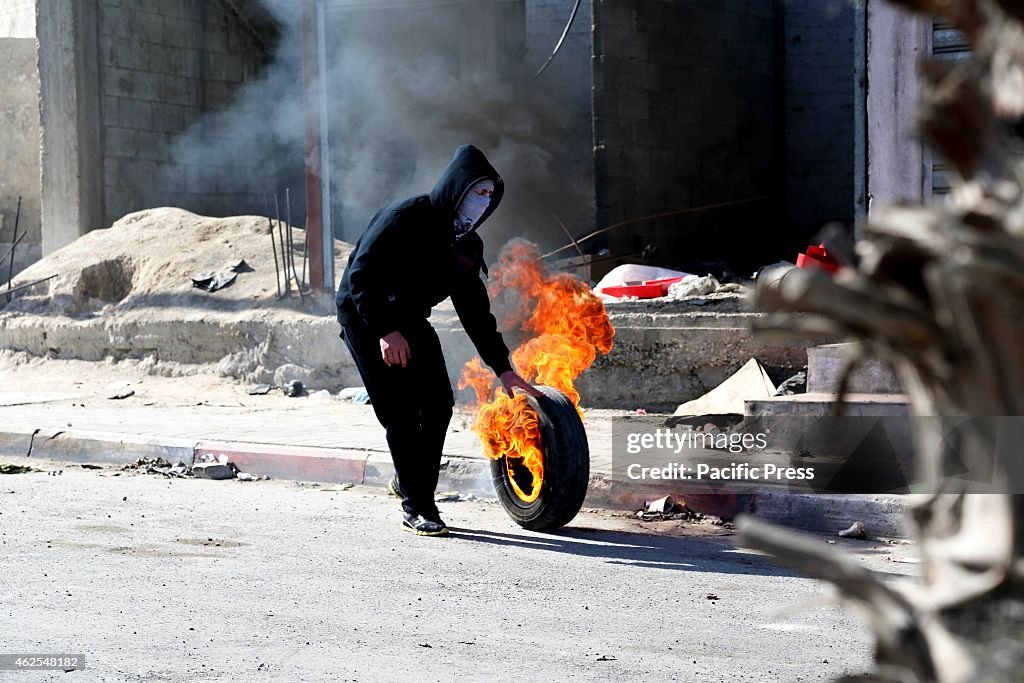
[167,0,592,263]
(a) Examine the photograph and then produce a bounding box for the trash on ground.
[247,384,272,395]
[0,463,37,474]
[78,463,103,469]
[635,497,704,522]
[435,491,476,503]
[595,264,692,295]
[225,259,254,273]
[646,495,676,514]
[796,243,841,275]
[838,521,867,539]
[284,380,305,397]
[774,367,807,396]
[338,386,372,404]
[236,472,269,482]
[122,457,172,470]
[191,260,251,292]
[191,270,237,292]
[706,594,720,601]
[673,358,775,416]
[666,274,719,300]
[596,655,617,661]
[320,482,354,491]
[121,457,190,477]
[338,386,365,400]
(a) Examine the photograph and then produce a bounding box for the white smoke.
[166,0,592,263]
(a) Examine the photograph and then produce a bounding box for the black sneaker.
[401,511,449,537]
[387,475,404,499]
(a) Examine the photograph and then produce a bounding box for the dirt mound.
[3,208,353,316]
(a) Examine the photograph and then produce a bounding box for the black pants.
[340,316,454,516]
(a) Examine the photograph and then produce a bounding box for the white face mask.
[454,182,493,236]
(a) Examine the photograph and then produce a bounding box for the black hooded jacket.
[335,145,512,376]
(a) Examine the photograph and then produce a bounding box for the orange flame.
[458,240,615,502]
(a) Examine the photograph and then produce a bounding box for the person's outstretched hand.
[499,371,543,398]
[380,331,411,367]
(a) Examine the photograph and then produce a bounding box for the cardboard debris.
[673,358,775,416]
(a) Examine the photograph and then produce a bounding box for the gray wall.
[0,34,41,275]
[593,0,777,271]
[783,0,856,238]
[98,0,269,224]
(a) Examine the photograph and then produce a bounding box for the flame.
[458,240,615,502]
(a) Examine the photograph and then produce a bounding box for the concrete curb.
[0,429,908,537]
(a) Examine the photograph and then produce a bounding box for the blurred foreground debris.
[742,2,1024,681]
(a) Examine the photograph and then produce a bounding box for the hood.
[429,144,504,234]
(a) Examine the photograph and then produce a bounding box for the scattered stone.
[247,384,272,396]
[418,643,432,648]
[596,655,617,661]
[236,472,269,482]
[192,462,236,480]
[108,389,136,400]
[706,593,720,600]
[838,521,867,540]
[79,463,103,470]
[308,389,333,402]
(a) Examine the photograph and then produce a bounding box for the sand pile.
[3,208,353,317]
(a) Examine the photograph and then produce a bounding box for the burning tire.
[491,386,589,531]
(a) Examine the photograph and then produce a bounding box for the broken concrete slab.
[191,462,235,480]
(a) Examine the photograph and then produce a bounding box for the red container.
[796,244,841,275]
[601,276,686,299]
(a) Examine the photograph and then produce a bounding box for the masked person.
[336,144,541,537]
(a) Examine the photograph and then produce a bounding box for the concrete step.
[745,392,910,418]
[744,393,915,488]
[807,343,902,394]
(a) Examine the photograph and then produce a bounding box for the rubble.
[0,463,37,474]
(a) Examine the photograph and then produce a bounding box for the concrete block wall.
[525,0,595,233]
[593,0,776,272]
[783,0,856,238]
[97,0,268,226]
[0,36,42,276]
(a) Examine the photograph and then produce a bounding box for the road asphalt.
[0,458,921,682]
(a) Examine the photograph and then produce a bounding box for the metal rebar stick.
[274,193,290,295]
[285,188,303,302]
[265,195,282,298]
[6,196,21,303]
